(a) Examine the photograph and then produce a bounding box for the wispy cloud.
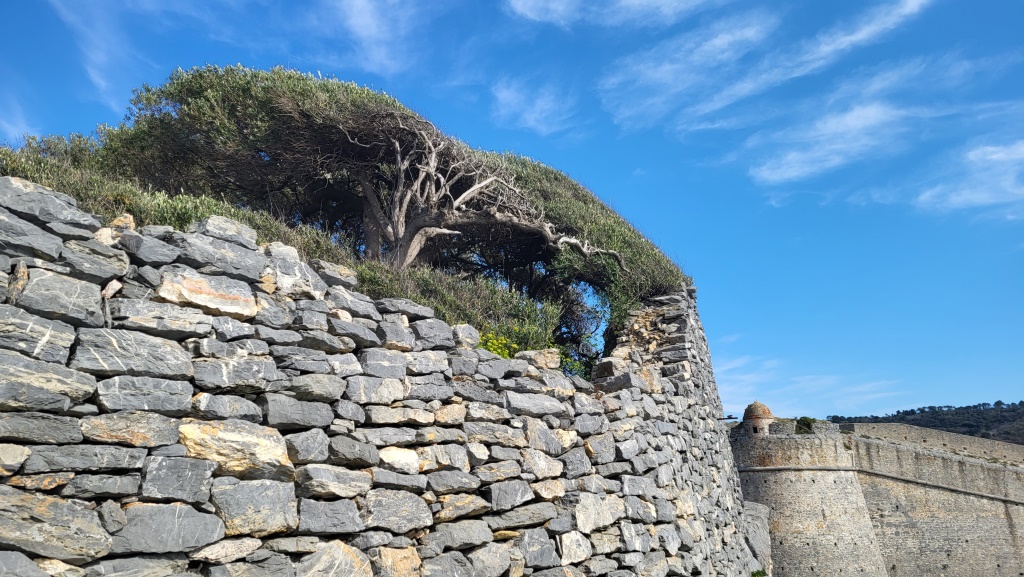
[0,94,33,145]
[506,0,712,28]
[916,140,1024,214]
[491,78,578,136]
[599,11,778,128]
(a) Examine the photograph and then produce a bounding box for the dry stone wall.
[0,177,762,577]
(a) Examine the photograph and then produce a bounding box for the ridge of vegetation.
[829,400,1024,446]
[0,65,687,370]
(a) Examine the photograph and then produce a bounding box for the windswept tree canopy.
[95,65,687,361]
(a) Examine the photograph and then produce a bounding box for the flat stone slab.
[107,298,214,339]
[14,268,103,327]
[360,489,432,533]
[211,478,298,537]
[0,303,76,363]
[0,177,101,236]
[169,231,268,282]
[0,349,97,411]
[262,242,328,300]
[188,215,258,250]
[295,464,372,499]
[20,444,148,474]
[297,498,365,534]
[0,207,64,261]
[80,411,181,447]
[295,541,372,577]
[0,485,111,563]
[0,412,82,444]
[141,456,216,504]
[58,239,130,284]
[110,502,225,554]
[70,328,194,379]
[193,356,285,393]
[95,375,193,416]
[178,418,295,481]
[156,264,258,320]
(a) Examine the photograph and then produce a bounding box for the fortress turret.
[742,400,775,437]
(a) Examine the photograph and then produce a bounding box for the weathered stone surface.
[378,446,420,475]
[211,477,298,537]
[421,519,493,556]
[575,493,626,533]
[415,444,470,473]
[188,336,269,358]
[486,479,535,512]
[169,231,268,282]
[375,298,433,320]
[376,320,416,351]
[188,215,259,250]
[15,269,103,327]
[558,530,593,565]
[116,229,180,266]
[406,350,448,375]
[0,304,75,364]
[262,242,328,300]
[371,546,422,577]
[522,448,565,480]
[297,498,364,534]
[473,460,522,483]
[463,422,528,448]
[411,318,454,349]
[361,489,432,533]
[108,298,214,339]
[192,356,285,393]
[468,542,513,577]
[156,264,258,320]
[345,376,404,405]
[21,444,147,474]
[70,329,193,379]
[213,316,256,341]
[0,207,64,261]
[365,405,435,426]
[110,502,224,554]
[285,428,330,464]
[141,456,216,503]
[505,391,570,418]
[59,473,140,498]
[96,376,193,416]
[328,436,379,467]
[434,493,491,522]
[264,536,321,554]
[327,286,381,320]
[80,411,181,447]
[522,527,560,568]
[421,551,474,577]
[0,444,31,476]
[0,551,49,577]
[0,177,101,236]
[258,394,334,430]
[359,348,408,379]
[83,555,189,577]
[209,551,295,577]
[327,318,381,347]
[190,537,263,564]
[289,373,347,402]
[483,502,558,530]
[370,467,427,492]
[192,392,263,422]
[426,469,481,495]
[311,259,358,289]
[0,485,111,562]
[295,464,372,498]
[451,324,480,349]
[0,412,82,444]
[58,239,130,283]
[178,418,294,481]
[295,541,372,577]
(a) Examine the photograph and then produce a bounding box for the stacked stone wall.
[841,422,1024,465]
[0,177,762,577]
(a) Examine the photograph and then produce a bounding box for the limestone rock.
[0,207,64,261]
[378,446,420,475]
[0,177,101,238]
[370,546,422,577]
[14,268,103,327]
[421,551,474,577]
[141,456,216,503]
[468,542,513,577]
[192,392,263,422]
[486,479,535,512]
[434,493,491,522]
[328,436,379,467]
[515,348,561,370]
[116,229,180,266]
[294,541,372,577]
[59,473,140,499]
[69,328,194,379]
[107,298,214,339]
[297,498,364,534]
[0,350,96,412]
[522,448,565,480]
[327,318,381,347]
[426,469,481,495]
[189,537,263,564]
[359,348,408,379]
[295,464,372,498]
[0,551,49,577]
[156,264,258,320]
[361,489,432,533]
[0,485,111,563]
[483,502,558,531]
[575,493,626,533]
[0,412,82,444]
[365,405,435,426]
[0,303,76,364]
[261,242,328,299]
[80,411,181,447]
[208,551,295,577]
[411,318,454,349]
[258,393,334,430]
[57,239,130,284]
[463,422,528,448]
[310,259,358,289]
[211,478,299,537]
[522,527,560,568]
[375,298,433,319]
[415,444,470,473]
[452,324,480,349]
[504,391,570,418]
[345,376,404,405]
[559,531,593,565]
[0,444,31,476]
[188,215,259,250]
[168,231,268,282]
[110,502,224,554]
[178,418,295,481]
[193,356,285,393]
[21,445,147,474]
[96,375,193,416]
[285,428,330,464]
[289,373,347,402]
[327,286,381,320]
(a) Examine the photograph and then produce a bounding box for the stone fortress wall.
[732,416,1024,576]
[0,176,764,577]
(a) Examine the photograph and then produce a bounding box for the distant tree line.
[829,400,1024,445]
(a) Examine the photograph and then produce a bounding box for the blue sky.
[2,0,1022,419]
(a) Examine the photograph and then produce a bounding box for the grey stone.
[83,555,190,577]
[375,297,434,320]
[421,552,474,577]
[296,464,372,498]
[264,536,321,554]
[327,286,381,320]
[468,542,512,577]
[0,551,49,577]
[560,447,593,479]
[370,467,427,491]
[0,485,111,562]
[186,336,269,358]
[294,541,371,577]
[0,303,75,363]
[211,478,299,537]
[415,444,470,473]
[97,499,127,533]
[358,348,407,379]
[0,177,101,234]
[620,521,653,552]
[466,401,512,421]
[254,325,302,345]
[505,391,570,418]
[258,393,334,430]
[449,352,478,375]
[310,259,358,289]
[156,264,258,320]
[96,376,193,416]
[327,318,381,347]
[140,224,175,238]
[361,489,432,533]
[188,215,258,250]
[345,376,404,405]
[168,231,268,282]
[473,460,522,483]
[426,469,481,495]
[0,350,95,411]
[522,448,565,480]
[190,537,264,564]
[262,242,328,300]
[421,519,492,555]
[60,473,140,498]
[297,330,354,353]
[575,493,626,534]
[411,318,454,349]
[463,422,528,448]
[193,356,285,393]
[192,392,263,422]
[178,418,294,481]
[110,502,225,553]
[271,345,332,373]
[483,502,558,530]
[376,320,415,351]
[452,381,503,405]
[477,358,511,380]
[21,444,147,473]
[79,411,181,447]
[414,426,467,445]
[0,443,31,476]
[142,456,216,504]
[213,316,256,340]
[485,479,534,511]
[58,239,129,283]
[108,298,213,339]
[297,498,364,534]
[209,551,296,577]
[15,268,103,327]
[70,328,193,379]
[406,350,449,375]
[559,530,593,565]
[116,229,180,266]
[0,412,82,444]
[332,399,366,423]
[522,527,560,568]
[254,292,296,329]
[150,443,188,457]
[285,428,330,464]
[328,436,379,467]
[292,309,328,331]
[574,414,608,435]
[0,206,65,261]
[365,405,434,426]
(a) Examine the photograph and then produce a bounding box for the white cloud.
[0,95,33,145]
[491,79,577,136]
[599,11,778,128]
[749,102,909,184]
[313,0,428,76]
[916,140,1024,212]
[506,0,712,28]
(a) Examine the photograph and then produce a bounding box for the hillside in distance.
[828,400,1024,446]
